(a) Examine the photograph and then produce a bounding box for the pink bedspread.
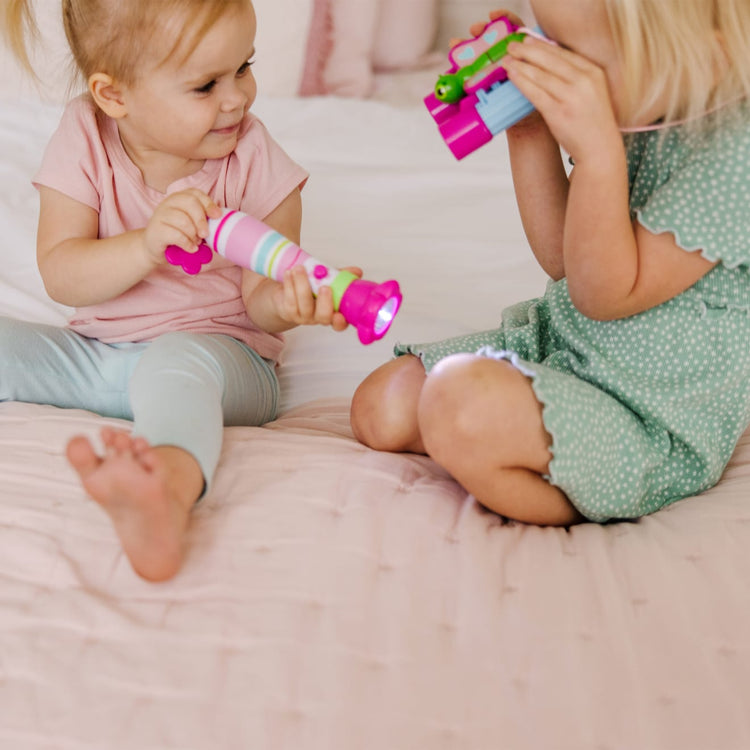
[2,399,750,749]
[2,94,750,750]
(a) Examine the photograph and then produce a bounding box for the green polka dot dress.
[396,106,750,521]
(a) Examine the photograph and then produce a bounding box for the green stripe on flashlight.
[330,270,358,310]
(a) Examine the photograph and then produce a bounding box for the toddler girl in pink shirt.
[1,0,353,581]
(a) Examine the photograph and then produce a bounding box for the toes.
[101,427,138,456]
[100,426,117,446]
[131,436,152,455]
[66,436,101,478]
[111,431,133,453]
[137,448,158,471]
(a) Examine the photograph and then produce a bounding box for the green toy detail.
[435,31,527,104]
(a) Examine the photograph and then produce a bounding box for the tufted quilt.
[2,92,750,750]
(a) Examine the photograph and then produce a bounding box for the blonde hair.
[2,0,248,85]
[605,0,750,128]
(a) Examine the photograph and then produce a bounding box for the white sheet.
[2,92,750,750]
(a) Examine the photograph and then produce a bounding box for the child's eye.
[237,58,255,76]
[195,79,217,94]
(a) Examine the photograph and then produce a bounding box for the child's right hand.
[471,8,525,36]
[142,189,222,266]
[471,9,549,138]
[272,264,364,332]
[450,8,525,47]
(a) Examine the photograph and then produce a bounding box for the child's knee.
[0,315,28,354]
[132,332,220,387]
[419,352,544,471]
[350,356,424,450]
[0,317,49,395]
[350,371,395,449]
[418,353,504,458]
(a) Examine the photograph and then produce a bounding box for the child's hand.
[450,8,525,49]
[273,265,363,331]
[142,189,222,265]
[473,8,525,35]
[503,38,621,164]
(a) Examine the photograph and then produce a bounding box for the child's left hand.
[504,37,622,164]
[273,264,363,331]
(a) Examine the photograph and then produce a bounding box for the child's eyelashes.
[193,59,255,94]
[195,79,217,95]
[237,58,255,76]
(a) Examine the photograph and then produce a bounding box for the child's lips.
[211,122,240,135]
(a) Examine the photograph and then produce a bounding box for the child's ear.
[88,73,127,118]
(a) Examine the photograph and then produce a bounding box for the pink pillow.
[298,0,333,96]
[372,0,440,72]
[300,0,439,98]
[0,0,439,102]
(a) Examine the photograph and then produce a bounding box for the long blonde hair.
[2,0,247,85]
[605,0,750,128]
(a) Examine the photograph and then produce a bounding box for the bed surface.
[2,90,750,749]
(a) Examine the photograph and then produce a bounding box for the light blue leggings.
[0,316,279,490]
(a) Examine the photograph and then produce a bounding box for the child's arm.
[472,10,569,280]
[507,112,569,280]
[565,152,716,321]
[241,188,353,334]
[36,186,220,306]
[505,37,716,320]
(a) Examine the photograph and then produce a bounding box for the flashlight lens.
[374,297,399,335]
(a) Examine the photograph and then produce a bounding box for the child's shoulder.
[230,110,302,175]
[677,104,749,164]
[60,94,98,126]
[222,111,308,220]
[51,94,108,151]
[629,104,750,187]
[632,104,750,268]
[234,111,271,151]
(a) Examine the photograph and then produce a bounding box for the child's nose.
[221,83,248,111]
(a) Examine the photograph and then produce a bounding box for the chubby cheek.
[180,102,221,135]
[241,76,257,110]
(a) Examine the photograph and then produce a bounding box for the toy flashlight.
[425,17,543,160]
[165,209,402,345]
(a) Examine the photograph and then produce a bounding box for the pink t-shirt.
[33,95,309,362]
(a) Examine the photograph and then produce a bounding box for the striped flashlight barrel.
[207,209,344,295]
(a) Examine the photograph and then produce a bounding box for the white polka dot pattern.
[396,106,750,521]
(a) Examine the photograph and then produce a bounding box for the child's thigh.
[353,354,425,410]
[129,332,279,429]
[129,333,279,488]
[350,354,427,450]
[0,316,137,417]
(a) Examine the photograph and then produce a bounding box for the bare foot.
[66,427,204,581]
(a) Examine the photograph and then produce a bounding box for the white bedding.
[2,91,750,750]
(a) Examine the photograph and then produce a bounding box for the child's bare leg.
[66,426,204,581]
[350,354,427,453]
[418,353,583,526]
